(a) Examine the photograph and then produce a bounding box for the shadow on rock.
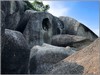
[48,61,84,74]
[29,43,77,74]
[1,29,30,74]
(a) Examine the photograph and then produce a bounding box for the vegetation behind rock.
[24,0,50,12]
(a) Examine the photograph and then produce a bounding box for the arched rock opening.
[42,18,51,31]
[42,18,51,43]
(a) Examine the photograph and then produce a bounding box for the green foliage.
[32,0,50,11]
[24,1,36,10]
[24,0,50,12]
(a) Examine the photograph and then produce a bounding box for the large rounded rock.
[1,29,30,74]
[51,34,92,50]
[16,10,64,48]
[63,38,100,74]
[1,1,26,30]
[59,16,98,41]
[29,43,76,74]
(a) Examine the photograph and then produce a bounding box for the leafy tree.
[32,0,50,11]
[24,0,50,12]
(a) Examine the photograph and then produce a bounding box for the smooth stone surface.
[59,16,98,41]
[1,29,30,74]
[51,34,92,50]
[29,43,76,74]
[63,38,100,74]
[48,61,84,74]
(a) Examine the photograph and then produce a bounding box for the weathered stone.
[65,46,77,51]
[29,43,76,74]
[1,29,30,74]
[1,11,5,51]
[1,11,5,34]
[16,10,64,48]
[63,38,100,74]
[59,16,98,41]
[48,61,84,74]
[52,16,64,34]
[1,1,99,74]
[51,34,92,50]
[48,38,100,74]
[1,1,26,30]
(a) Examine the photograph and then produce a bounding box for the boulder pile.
[1,1,99,74]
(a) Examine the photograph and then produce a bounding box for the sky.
[30,0,99,36]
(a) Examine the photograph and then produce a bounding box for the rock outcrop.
[1,1,26,30]
[51,34,93,50]
[49,38,100,74]
[64,38,100,74]
[1,0,99,74]
[48,61,84,74]
[1,29,30,74]
[16,10,64,48]
[29,43,76,74]
[59,16,98,41]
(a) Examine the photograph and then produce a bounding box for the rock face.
[1,0,99,74]
[1,29,30,74]
[1,11,5,34]
[48,61,84,74]
[51,34,92,50]
[16,10,64,48]
[62,38,100,74]
[29,43,76,74]
[48,38,100,74]
[1,11,5,51]
[59,16,98,41]
[1,1,26,30]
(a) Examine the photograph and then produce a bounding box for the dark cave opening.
[57,28,61,34]
[42,18,51,31]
